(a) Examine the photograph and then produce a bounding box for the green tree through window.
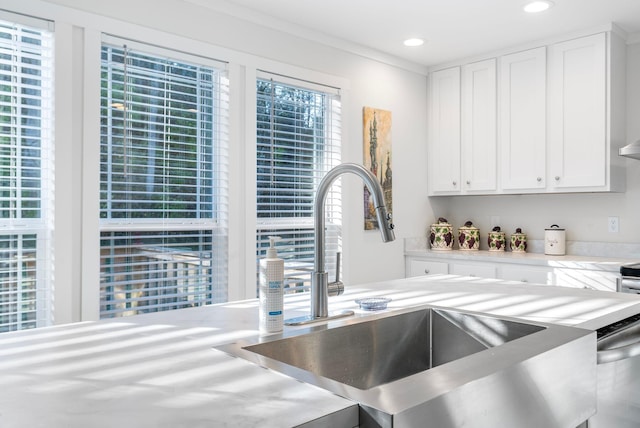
[99,42,228,318]
[256,77,341,293]
[0,17,53,332]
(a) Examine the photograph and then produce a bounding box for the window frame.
[98,37,229,318]
[0,13,55,332]
[255,72,342,295]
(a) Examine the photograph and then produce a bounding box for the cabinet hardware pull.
[424,269,430,274]
[555,176,560,181]
[466,180,470,185]
[537,177,542,182]
[452,181,457,186]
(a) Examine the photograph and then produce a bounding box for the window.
[100,40,228,318]
[256,75,341,293]
[0,16,54,332]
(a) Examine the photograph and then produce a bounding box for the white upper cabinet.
[548,33,607,190]
[499,47,547,191]
[428,67,461,194]
[428,60,497,195]
[462,59,497,193]
[427,28,626,196]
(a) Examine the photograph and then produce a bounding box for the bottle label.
[268,281,281,289]
[259,260,284,333]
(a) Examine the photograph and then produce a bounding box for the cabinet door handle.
[452,181,457,186]
[536,177,542,182]
[466,180,471,185]
[424,269,430,274]
[555,176,560,181]
[522,279,528,283]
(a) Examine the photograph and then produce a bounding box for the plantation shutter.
[100,39,228,318]
[256,74,342,294]
[0,14,54,332]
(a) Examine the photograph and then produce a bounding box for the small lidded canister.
[545,224,566,255]
[458,221,480,251]
[429,217,454,251]
[510,227,527,253]
[487,226,506,252]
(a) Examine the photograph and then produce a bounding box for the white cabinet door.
[500,265,552,285]
[462,59,497,193]
[407,259,449,277]
[450,262,496,279]
[428,67,461,194]
[548,33,606,190]
[500,47,546,191]
[554,268,617,292]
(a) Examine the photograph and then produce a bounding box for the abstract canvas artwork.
[362,107,392,230]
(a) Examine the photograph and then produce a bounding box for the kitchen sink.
[243,307,543,390]
[217,304,596,427]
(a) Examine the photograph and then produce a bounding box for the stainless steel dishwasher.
[587,263,640,427]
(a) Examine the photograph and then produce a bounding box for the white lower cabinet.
[553,268,618,291]
[450,262,496,278]
[405,255,618,292]
[499,265,553,285]
[407,259,449,277]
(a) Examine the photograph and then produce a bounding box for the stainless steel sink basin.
[243,307,543,390]
[217,305,596,428]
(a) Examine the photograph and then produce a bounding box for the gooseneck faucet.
[285,163,395,326]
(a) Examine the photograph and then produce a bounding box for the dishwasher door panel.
[589,354,640,427]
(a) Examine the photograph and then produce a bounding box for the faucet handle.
[328,252,344,297]
[328,280,344,296]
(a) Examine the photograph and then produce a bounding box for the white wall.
[429,41,640,248]
[3,0,430,318]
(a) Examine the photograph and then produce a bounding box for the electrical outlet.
[608,216,619,233]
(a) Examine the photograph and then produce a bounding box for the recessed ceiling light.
[523,0,554,13]
[404,38,425,47]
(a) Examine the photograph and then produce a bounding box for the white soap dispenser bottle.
[259,236,284,333]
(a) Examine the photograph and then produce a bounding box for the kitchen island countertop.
[2,275,640,427]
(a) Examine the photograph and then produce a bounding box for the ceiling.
[184,0,640,70]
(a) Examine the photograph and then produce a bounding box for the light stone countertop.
[2,275,640,427]
[0,298,359,428]
[404,237,640,273]
[404,248,638,273]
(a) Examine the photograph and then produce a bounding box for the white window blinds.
[256,75,341,294]
[0,16,54,332]
[100,40,228,318]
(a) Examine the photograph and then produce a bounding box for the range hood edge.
[619,140,640,160]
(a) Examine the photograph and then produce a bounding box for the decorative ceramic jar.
[545,224,566,255]
[458,221,480,251]
[510,228,527,253]
[487,226,506,252]
[429,217,454,251]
